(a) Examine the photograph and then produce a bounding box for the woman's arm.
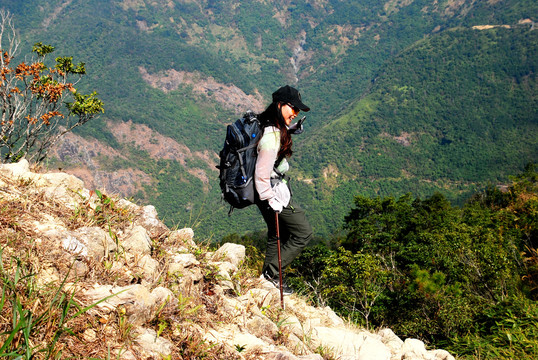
[255,129,280,201]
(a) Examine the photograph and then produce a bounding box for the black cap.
[272,85,310,112]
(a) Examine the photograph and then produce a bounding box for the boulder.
[0,158,31,177]
[240,288,277,311]
[308,326,390,360]
[167,227,196,248]
[133,205,168,239]
[285,333,310,355]
[168,253,200,274]
[40,172,84,192]
[401,338,428,359]
[378,328,404,353]
[246,314,279,339]
[210,261,238,292]
[133,328,174,358]
[122,225,152,255]
[221,331,266,353]
[220,295,249,319]
[322,306,345,327]
[61,226,117,261]
[213,242,246,267]
[357,336,391,360]
[281,315,305,339]
[82,284,157,326]
[134,254,160,282]
[430,349,456,360]
[151,287,177,308]
[264,351,324,360]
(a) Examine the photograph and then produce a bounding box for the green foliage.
[290,165,537,358]
[294,24,537,236]
[448,297,538,359]
[343,193,415,254]
[31,42,54,56]
[320,248,389,328]
[66,91,104,116]
[340,186,529,339]
[54,56,86,74]
[0,12,104,164]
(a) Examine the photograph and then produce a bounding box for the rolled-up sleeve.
[255,129,280,201]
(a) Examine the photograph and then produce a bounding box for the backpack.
[217,111,261,213]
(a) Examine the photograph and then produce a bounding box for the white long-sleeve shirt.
[254,126,291,207]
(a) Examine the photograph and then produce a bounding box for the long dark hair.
[258,102,293,159]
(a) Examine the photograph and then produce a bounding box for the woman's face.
[279,103,300,126]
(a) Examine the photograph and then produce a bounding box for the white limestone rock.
[0,158,31,177]
[122,225,152,255]
[168,253,200,274]
[133,205,168,238]
[378,328,404,353]
[357,335,391,360]
[307,326,390,360]
[213,242,246,267]
[210,261,238,292]
[134,254,160,282]
[61,226,117,261]
[167,227,196,248]
[431,349,456,360]
[133,328,174,359]
[401,338,429,359]
[41,172,84,192]
[151,287,177,308]
[264,351,324,360]
[245,314,279,339]
[82,284,157,326]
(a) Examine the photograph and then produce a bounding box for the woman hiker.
[255,85,313,295]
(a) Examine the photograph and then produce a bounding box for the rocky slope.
[0,159,455,360]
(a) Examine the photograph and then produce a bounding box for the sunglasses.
[286,103,300,115]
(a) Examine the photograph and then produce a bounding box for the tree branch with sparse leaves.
[0,10,104,164]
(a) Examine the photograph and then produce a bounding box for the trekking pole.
[275,212,284,308]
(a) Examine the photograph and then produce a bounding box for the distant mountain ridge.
[2,0,536,237]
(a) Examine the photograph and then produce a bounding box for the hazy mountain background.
[2,0,536,239]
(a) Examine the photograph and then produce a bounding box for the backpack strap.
[236,141,259,181]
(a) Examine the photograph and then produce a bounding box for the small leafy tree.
[0,10,104,163]
[288,244,333,307]
[320,247,389,328]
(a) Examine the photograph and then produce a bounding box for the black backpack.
[217,111,262,213]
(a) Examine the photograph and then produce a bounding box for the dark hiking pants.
[257,198,313,278]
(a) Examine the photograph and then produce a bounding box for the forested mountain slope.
[294,24,538,235]
[2,0,536,238]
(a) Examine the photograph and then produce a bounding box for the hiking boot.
[262,271,294,296]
